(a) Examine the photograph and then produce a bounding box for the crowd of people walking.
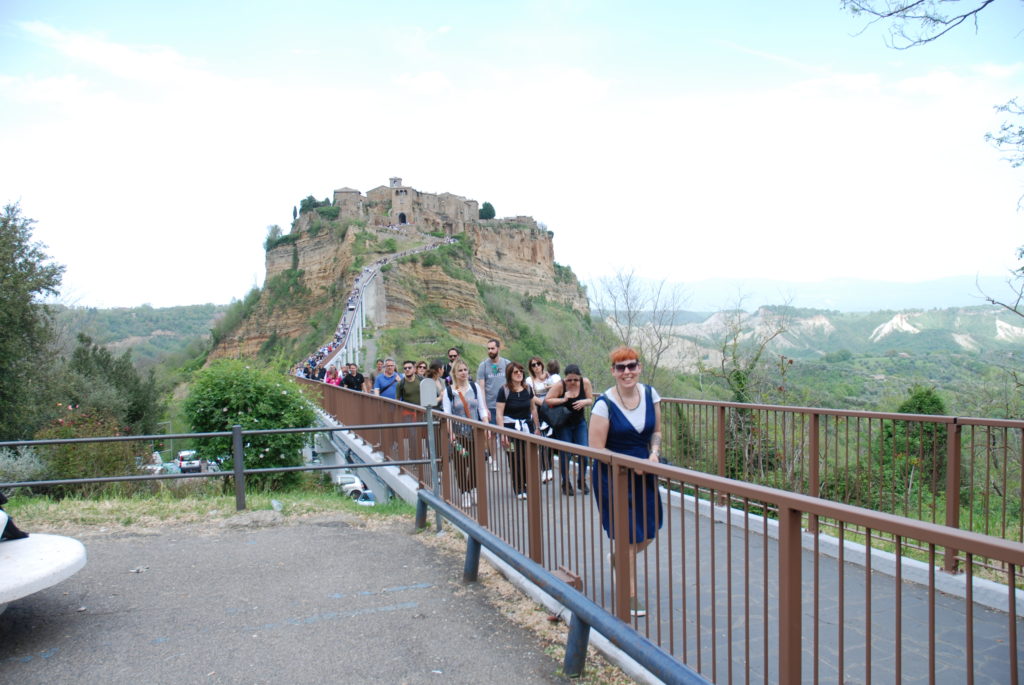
[294,228,663,617]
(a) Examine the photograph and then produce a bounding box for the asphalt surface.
[0,512,571,685]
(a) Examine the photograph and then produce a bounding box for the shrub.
[316,205,340,220]
[0,446,46,489]
[34,408,143,496]
[265,232,299,251]
[182,360,317,489]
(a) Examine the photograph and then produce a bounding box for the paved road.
[0,513,571,685]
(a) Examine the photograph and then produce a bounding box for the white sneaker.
[516,492,528,500]
[490,459,499,472]
[461,492,472,507]
[542,469,553,483]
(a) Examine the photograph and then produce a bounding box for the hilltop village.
[209,177,588,361]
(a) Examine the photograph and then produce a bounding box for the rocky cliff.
[208,212,588,361]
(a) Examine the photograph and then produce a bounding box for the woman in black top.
[545,364,594,495]
[495,361,540,499]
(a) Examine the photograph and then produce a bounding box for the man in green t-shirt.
[397,360,421,403]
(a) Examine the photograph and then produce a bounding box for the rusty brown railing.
[307,382,1024,683]
[659,399,1024,575]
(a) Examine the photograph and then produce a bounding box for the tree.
[65,333,163,435]
[694,302,792,480]
[590,268,688,389]
[698,303,791,405]
[0,203,65,439]
[299,195,320,214]
[182,360,316,488]
[842,0,1003,48]
[985,98,1024,174]
[478,202,496,220]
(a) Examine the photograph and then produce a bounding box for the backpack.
[446,383,479,410]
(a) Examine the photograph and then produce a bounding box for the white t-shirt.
[526,374,560,399]
[591,383,661,433]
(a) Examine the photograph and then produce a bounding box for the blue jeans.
[555,420,588,486]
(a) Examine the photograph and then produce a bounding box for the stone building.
[332,177,479,235]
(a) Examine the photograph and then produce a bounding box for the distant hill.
[679,275,1016,312]
[53,303,227,368]
[661,304,1024,365]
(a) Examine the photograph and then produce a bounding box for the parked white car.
[176,450,202,474]
[337,473,366,499]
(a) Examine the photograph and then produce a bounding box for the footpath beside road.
[0,512,575,685]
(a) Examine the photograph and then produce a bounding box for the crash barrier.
[416,488,710,683]
[302,382,1024,684]
[0,423,434,512]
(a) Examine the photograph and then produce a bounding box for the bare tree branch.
[842,0,1001,48]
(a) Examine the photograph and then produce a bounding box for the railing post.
[473,424,489,527]
[564,612,592,677]
[717,405,727,478]
[612,458,631,621]
[944,422,962,573]
[426,407,442,532]
[415,498,428,529]
[526,440,543,565]
[809,412,820,533]
[464,535,481,582]
[778,504,802,684]
[232,424,246,511]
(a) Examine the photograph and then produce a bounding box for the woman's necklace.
[617,387,641,411]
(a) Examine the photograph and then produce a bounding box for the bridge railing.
[308,383,1024,683]
[659,399,1024,574]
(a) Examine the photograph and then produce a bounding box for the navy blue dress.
[594,384,663,543]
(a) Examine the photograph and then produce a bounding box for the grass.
[5,482,416,532]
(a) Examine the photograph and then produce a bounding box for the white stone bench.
[0,534,87,615]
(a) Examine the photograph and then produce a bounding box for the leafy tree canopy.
[479,201,496,220]
[66,333,164,435]
[0,203,65,439]
[182,360,316,488]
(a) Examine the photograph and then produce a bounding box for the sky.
[1,0,1023,310]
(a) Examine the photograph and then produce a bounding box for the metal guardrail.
[0,424,431,511]
[416,488,710,684]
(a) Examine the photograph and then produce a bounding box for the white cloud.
[2,15,1022,307]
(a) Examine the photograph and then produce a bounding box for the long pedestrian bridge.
[301,381,1024,684]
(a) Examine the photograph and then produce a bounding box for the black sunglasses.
[613,361,639,372]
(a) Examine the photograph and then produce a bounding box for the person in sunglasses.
[589,346,663,618]
[478,338,510,471]
[442,347,461,386]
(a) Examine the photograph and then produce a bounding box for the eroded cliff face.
[208,225,357,361]
[469,219,589,313]
[209,217,588,361]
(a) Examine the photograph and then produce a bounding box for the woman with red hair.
[589,346,663,618]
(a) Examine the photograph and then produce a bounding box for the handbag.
[543,404,572,431]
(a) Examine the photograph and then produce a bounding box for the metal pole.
[463,536,481,582]
[232,424,246,511]
[564,612,592,677]
[426,407,441,532]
